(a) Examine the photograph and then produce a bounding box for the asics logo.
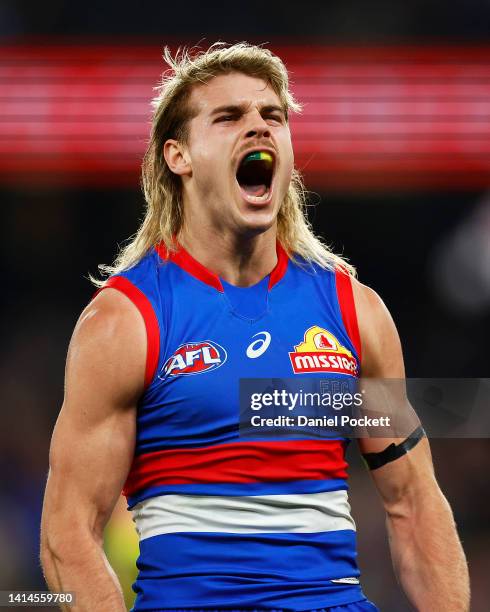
[246,331,271,359]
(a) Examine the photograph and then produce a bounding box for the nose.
[245,109,271,140]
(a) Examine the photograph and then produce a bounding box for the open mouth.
[236,150,275,204]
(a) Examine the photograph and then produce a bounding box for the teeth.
[243,188,270,203]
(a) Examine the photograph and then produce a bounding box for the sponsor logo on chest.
[163,341,227,377]
[289,325,358,376]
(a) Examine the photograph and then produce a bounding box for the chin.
[234,207,278,237]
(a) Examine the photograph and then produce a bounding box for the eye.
[215,114,237,123]
[265,114,284,124]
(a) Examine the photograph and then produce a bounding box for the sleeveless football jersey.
[98,241,367,611]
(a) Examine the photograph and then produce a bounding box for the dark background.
[1,2,489,611]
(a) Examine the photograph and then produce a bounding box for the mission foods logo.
[289,326,358,376]
[162,340,227,377]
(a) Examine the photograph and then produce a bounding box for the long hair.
[92,42,355,285]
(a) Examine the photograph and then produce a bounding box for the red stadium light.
[1,43,489,190]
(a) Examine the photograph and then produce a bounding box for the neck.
[178,225,278,287]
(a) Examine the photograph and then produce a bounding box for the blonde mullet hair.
[92,42,355,286]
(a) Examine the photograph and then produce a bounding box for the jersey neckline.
[155,239,289,293]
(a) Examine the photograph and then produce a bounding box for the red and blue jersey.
[99,241,366,611]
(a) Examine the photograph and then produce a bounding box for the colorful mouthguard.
[242,151,273,165]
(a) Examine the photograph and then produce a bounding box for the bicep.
[351,278,427,492]
[43,288,146,539]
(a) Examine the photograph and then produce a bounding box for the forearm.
[41,531,126,612]
[386,486,469,612]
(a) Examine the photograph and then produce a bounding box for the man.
[40,43,469,611]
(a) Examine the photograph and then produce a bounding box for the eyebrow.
[210,103,287,119]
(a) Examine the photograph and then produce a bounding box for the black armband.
[362,425,426,470]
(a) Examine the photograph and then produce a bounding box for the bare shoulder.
[349,276,390,325]
[74,286,144,342]
[349,275,405,377]
[65,287,147,410]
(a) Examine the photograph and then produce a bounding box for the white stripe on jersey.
[132,490,356,540]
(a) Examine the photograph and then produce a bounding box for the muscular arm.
[352,278,470,612]
[40,288,147,611]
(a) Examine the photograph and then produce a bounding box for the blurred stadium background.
[1,1,489,610]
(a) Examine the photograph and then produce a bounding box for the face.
[171,72,294,237]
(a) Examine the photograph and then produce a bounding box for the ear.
[163,139,192,176]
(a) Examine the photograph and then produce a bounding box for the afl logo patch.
[161,340,227,377]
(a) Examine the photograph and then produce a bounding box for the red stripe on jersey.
[156,241,224,292]
[94,276,160,388]
[123,439,347,497]
[268,242,289,289]
[156,240,289,293]
[335,267,362,365]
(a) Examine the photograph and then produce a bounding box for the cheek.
[189,148,215,188]
[279,133,294,169]
[189,130,227,175]
[187,123,211,166]
[279,141,294,184]
[190,138,210,167]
